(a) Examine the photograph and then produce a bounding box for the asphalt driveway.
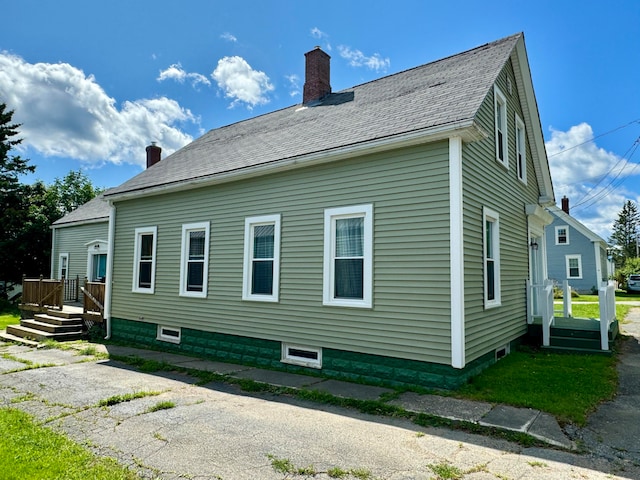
[2,340,639,479]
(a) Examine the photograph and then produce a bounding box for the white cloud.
[211,56,274,108]
[337,45,390,72]
[285,74,300,97]
[220,32,237,42]
[157,63,211,87]
[310,27,326,39]
[0,51,195,167]
[546,122,640,239]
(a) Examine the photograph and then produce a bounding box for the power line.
[548,118,640,158]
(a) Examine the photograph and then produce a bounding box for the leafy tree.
[609,200,639,267]
[0,104,103,298]
[0,103,38,294]
[46,170,104,220]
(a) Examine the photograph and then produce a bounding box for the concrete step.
[542,345,612,355]
[33,313,83,327]
[6,324,84,342]
[21,319,83,334]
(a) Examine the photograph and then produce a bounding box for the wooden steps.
[1,309,85,343]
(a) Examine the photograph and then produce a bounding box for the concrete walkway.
[2,329,640,478]
[92,343,574,450]
[568,307,640,465]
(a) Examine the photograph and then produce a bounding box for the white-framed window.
[242,214,281,302]
[494,86,508,168]
[157,325,181,344]
[515,114,526,183]
[132,226,157,294]
[566,255,582,279]
[58,253,69,280]
[483,207,501,308]
[281,343,322,369]
[179,222,210,298]
[323,204,373,308]
[555,225,569,245]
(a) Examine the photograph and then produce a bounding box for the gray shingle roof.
[107,34,523,198]
[51,191,111,227]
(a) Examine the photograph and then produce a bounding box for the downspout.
[104,202,116,340]
[50,226,57,279]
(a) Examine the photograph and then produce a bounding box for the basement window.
[157,325,181,344]
[495,344,510,361]
[281,344,322,369]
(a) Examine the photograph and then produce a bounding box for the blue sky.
[1,0,638,240]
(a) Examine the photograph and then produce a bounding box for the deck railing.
[63,275,81,303]
[598,281,616,350]
[21,275,64,310]
[527,279,555,346]
[82,279,105,320]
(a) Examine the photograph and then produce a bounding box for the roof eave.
[106,119,488,202]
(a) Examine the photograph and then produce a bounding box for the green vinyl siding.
[111,142,453,364]
[52,222,109,279]
[462,59,542,362]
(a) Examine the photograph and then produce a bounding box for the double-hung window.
[566,255,582,279]
[323,204,373,308]
[483,207,501,308]
[515,114,526,183]
[132,226,157,294]
[242,214,281,302]
[494,86,508,168]
[555,225,569,245]
[179,222,210,297]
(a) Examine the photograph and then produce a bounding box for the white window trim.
[323,204,373,308]
[515,113,526,184]
[179,222,210,298]
[132,226,158,294]
[58,253,69,280]
[555,225,570,245]
[483,207,501,309]
[157,325,181,344]
[85,240,108,281]
[494,85,508,168]
[281,343,322,369]
[566,254,583,279]
[242,214,281,302]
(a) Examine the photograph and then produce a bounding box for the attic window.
[494,86,508,168]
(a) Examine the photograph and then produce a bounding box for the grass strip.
[0,408,138,480]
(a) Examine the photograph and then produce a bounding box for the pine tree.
[609,200,640,265]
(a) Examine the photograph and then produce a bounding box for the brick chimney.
[303,47,331,104]
[561,196,570,214]
[146,142,162,169]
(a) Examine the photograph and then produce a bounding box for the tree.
[0,105,104,298]
[0,103,38,294]
[46,170,104,220]
[609,200,639,267]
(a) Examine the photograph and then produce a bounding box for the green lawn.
[0,313,19,331]
[0,409,138,479]
[457,347,618,426]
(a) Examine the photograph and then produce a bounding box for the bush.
[615,258,640,288]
